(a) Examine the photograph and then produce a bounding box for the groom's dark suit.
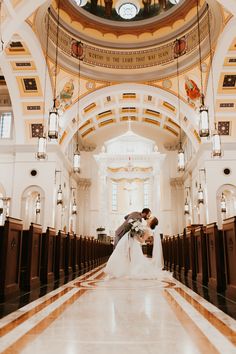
[114,211,142,248]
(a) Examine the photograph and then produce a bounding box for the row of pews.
[0,217,113,302]
[162,216,236,300]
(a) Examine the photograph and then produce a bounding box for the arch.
[216,184,236,228]
[215,0,236,16]
[61,83,199,151]
[2,0,49,48]
[0,21,53,143]
[205,16,236,127]
[21,185,45,229]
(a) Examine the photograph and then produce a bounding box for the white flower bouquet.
[128,219,146,239]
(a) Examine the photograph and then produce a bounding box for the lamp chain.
[53,0,61,103]
[42,9,50,135]
[207,5,216,126]
[196,0,204,99]
[176,40,182,144]
[0,0,4,51]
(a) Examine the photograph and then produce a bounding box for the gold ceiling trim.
[163,124,178,137]
[81,126,95,137]
[108,166,152,173]
[143,118,160,126]
[79,119,92,131]
[111,178,150,182]
[47,9,210,70]
[98,119,115,127]
[167,118,180,129]
[84,102,96,113]
[120,116,137,121]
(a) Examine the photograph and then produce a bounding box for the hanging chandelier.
[36,194,41,214]
[36,10,50,160]
[196,0,209,138]
[36,135,47,160]
[220,192,226,213]
[0,197,3,215]
[175,38,185,173]
[177,142,185,172]
[48,1,60,140]
[73,144,81,173]
[48,99,59,139]
[73,49,82,174]
[197,184,204,204]
[184,198,190,215]
[212,123,222,157]
[72,199,77,215]
[199,95,210,138]
[57,184,63,205]
[206,6,222,157]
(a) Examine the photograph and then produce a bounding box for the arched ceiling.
[34,0,223,81]
[0,0,235,154]
[59,84,199,152]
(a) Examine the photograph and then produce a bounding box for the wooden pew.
[40,227,56,284]
[223,216,236,299]
[175,234,182,275]
[195,226,208,286]
[54,230,66,279]
[185,227,197,283]
[180,229,189,278]
[71,233,79,274]
[65,232,73,276]
[0,217,23,301]
[20,223,42,291]
[206,222,225,293]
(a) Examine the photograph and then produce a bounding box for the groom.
[114,208,151,248]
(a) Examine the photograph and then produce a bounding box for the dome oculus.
[118,2,139,19]
[115,0,140,20]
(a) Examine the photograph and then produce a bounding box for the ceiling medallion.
[116,1,140,20]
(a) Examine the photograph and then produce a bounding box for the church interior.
[1,0,236,352]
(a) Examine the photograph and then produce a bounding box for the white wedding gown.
[104,230,164,279]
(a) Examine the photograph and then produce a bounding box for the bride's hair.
[149,216,158,230]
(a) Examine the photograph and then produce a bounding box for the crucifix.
[123,182,137,206]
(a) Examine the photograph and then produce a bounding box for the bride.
[104,216,164,279]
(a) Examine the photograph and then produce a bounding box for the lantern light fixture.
[175,38,185,172]
[196,0,210,138]
[206,6,222,156]
[0,197,3,215]
[72,199,77,215]
[197,184,204,204]
[184,199,190,215]
[73,145,81,173]
[48,0,61,140]
[220,192,226,213]
[57,184,63,205]
[36,194,41,214]
[184,186,191,215]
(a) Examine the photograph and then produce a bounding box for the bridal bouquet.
[128,219,146,239]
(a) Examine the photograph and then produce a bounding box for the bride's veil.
[152,230,164,270]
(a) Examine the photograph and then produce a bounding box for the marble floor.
[0,266,236,354]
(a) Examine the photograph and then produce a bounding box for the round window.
[30,169,38,177]
[223,168,231,176]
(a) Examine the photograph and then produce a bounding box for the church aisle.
[0,267,236,354]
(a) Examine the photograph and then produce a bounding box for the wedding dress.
[104,229,164,279]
